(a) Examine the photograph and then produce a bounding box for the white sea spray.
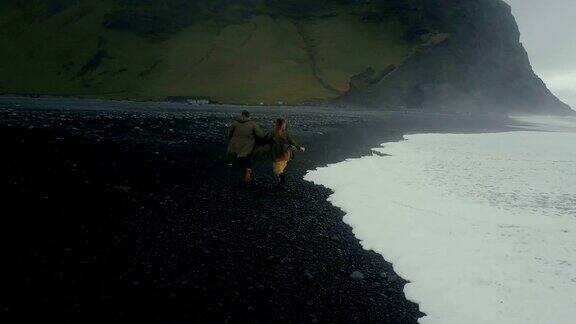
[305,116,576,324]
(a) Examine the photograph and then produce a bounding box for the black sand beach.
[0,97,512,323]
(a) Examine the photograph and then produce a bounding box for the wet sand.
[0,97,513,323]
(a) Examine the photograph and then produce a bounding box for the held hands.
[289,145,306,152]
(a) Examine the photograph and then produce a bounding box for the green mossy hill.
[0,0,421,104]
[1,0,571,114]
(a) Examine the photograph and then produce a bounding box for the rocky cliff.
[342,0,573,114]
[0,0,571,114]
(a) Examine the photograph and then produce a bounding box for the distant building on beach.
[186,97,210,105]
[165,96,211,105]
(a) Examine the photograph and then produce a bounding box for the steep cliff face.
[344,0,573,114]
[0,0,571,114]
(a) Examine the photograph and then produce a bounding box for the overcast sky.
[504,0,576,110]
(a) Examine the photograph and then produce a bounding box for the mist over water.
[306,116,576,324]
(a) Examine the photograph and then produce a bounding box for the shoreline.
[0,97,517,322]
[305,121,576,324]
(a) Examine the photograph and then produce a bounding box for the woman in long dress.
[267,118,305,185]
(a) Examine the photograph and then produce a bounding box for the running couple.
[227,110,305,185]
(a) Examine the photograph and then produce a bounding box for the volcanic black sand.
[0,97,514,323]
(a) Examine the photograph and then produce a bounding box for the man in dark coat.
[227,110,266,183]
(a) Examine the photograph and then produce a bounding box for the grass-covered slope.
[0,0,414,104]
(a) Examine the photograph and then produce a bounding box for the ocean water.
[305,116,576,324]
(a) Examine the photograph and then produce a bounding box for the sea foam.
[305,116,576,324]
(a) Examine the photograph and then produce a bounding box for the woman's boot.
[244,168,253,183]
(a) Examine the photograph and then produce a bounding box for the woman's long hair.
[274,118,287,139]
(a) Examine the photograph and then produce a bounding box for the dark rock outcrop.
[342,0,573,115]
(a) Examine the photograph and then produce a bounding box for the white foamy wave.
[305,121,576,324]
[511,115,576,133]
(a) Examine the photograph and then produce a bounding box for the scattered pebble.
[111,185,131,193]
[350,271,365,281]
